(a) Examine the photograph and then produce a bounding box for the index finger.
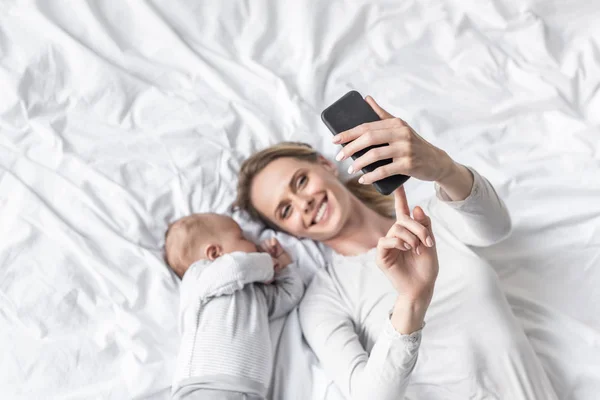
[394,185,410,219]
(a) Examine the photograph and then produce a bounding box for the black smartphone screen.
[321,90,410,195]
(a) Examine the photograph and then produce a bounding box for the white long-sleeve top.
[299,168,558,399]
[172,252,304,399]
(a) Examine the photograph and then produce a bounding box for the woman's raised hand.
[376,186,439,332]
[332,96,453,185]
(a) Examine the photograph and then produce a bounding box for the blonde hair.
[234,142,393,230]
[164,214,217,278]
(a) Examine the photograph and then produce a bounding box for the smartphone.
[321,90,410,195]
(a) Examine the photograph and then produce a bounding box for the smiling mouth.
[311,196,328,226]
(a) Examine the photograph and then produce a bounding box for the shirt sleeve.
[429,166,512,247]
[299,273,422,400]
[257,263,304,320]
[183,252,274,300]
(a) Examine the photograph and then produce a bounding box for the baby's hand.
[260,238,292,273]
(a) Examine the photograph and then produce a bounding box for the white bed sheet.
[1,0,599,399]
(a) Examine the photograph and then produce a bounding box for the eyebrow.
[273,169,304,219]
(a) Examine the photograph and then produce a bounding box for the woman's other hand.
[376,186,439,333]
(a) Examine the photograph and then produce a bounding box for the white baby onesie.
[172,252,304,399]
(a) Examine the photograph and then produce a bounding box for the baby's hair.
[164,214,218,279]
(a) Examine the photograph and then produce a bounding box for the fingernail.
[404,243,411,250]
[335,151,344,161]
[358,176,365,184]
[332,135,341,144]
[426,236,434,247]
[416,246,421,255]
[347,165,354,174]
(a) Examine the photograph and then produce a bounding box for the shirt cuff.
[434,166,482,210]
[384,312,424,352]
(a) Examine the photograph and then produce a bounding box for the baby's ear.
[205,244,222,261]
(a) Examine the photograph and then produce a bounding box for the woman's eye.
[281,204,292,219]
[297,175,307,188]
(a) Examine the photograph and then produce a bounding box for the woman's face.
[250,156,353,241]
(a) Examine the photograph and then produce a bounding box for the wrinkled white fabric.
[1,0,599,399]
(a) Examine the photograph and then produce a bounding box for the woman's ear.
[205,244,222,261]
[317,155,339,177]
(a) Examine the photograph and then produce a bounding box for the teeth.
[314,201,327,224]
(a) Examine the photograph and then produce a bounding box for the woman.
[235,97,557,399]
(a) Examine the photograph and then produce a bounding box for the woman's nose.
[291,194,314,212]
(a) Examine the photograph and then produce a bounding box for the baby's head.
[164,213,258,278]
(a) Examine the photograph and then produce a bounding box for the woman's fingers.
[365,96,394,119]
[412,206,430,225]
[377,237,409,251]
[386,225,420,250]
[359,160,410,185]
[413,206,434,239]
[332,117,404,146]
[389,215,433,249]
[336,129,397,161]
[382,213,434,257]
[348,144,400,174]
[394,186,410,217]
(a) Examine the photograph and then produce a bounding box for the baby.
[164,213,304,400]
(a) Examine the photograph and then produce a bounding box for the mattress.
[0,0,599,399]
